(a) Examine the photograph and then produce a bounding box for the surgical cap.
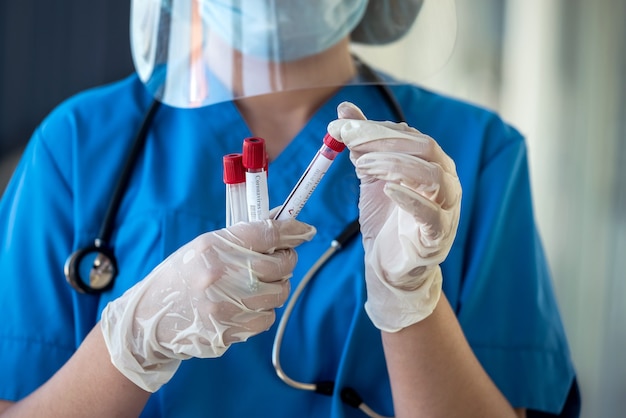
[351,0,424,44]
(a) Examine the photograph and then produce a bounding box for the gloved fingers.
[169,302,277,356]
[383,182,437,223]
[332,101,457,175]
[216,218,316,254]
[205,298,277,331]
[273,219,317,248]
[268,206,284,220]
[337,101,367,120]
[248,248,298,283]
[240,279,291,310]
[328,119,425,151]
[202,261,289,305]
[383,182,454,249]
[355,151,461,210]
[220,309,276,345]
[100,222,311,393]
[170,284,285,357]
[336,102,428,133]
[210,239,297,282]
[336,101,414,137]
[328,118,457,176]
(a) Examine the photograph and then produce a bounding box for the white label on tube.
[246,171,270,221]
[276,153,333,220]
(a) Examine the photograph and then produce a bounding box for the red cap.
[323,133,346,152]
[242,137,267,170]
[223,153,245,184]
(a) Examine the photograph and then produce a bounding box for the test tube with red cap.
[242,137,270,221]
[274,133,346,220]
[223,153,247,227]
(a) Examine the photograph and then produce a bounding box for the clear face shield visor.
[130,0,457,109]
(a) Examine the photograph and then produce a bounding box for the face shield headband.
[130,0,457,109]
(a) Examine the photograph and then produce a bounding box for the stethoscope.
[64,98,162,294]
[63,57,406,417]
[271,60,405,418]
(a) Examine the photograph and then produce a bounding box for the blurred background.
[1,1,624,416]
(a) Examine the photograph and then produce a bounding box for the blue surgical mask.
[201,0,368,62]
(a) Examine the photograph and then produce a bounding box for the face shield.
[130,0,457,109]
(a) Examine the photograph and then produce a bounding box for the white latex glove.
[101,219,316,392]
[328,102,461,332]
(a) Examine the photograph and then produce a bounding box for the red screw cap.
[223,153,245,184]
[323,133,346,152]
[242,137,267,170]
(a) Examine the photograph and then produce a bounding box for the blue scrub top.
[0,73,578,417]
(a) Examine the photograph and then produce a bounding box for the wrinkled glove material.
[328,102,461,332]
[101,219,315,392]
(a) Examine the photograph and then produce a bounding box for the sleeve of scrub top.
[0,124,80,401]
[455,121,578,415]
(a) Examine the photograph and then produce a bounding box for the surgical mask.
[200,0,368,62]
[130,0,457,109]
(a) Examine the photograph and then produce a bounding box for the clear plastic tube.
[241,137,270,292]
[274,133,345,220]
[223,153,247,227]
[243,137,270,222]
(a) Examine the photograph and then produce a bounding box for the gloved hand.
[101,219,316,392]
[328,102,461,332]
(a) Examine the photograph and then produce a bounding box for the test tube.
[242,137,270,222]
[274,133,345,220]
[223,153,247,227]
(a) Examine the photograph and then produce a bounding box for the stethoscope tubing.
[99,100,162,242]
[272,220,360,391]
[270,71,406,417]
[271,220,396,418]
[64,100,161,293]
[64,55,407,417]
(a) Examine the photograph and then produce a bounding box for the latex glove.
[328,102,461,332]
[101,219,316,392]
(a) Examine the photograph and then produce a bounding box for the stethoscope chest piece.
[64,239,117,294]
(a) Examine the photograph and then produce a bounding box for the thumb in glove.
[328,102,461,332]
[101,218,316,392]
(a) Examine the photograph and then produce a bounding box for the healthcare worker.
[0,0,579,417]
